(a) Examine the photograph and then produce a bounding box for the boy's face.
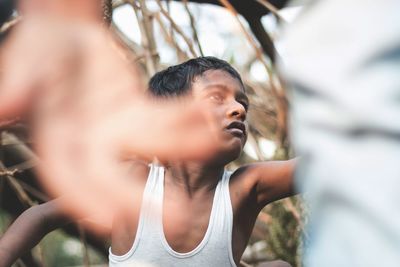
[190,69,249,163]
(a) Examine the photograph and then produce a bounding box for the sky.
[112,1,301,160]
[112,1,301,68]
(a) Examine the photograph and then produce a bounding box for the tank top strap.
[209,170,234,233]
[109,165,237,267]
[108,163,164,262]
[222,170,234,205]
[141,163,164,221]
[144,163,164,195]
[222,170,236,265]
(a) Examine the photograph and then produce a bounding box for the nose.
[227,101,246,121]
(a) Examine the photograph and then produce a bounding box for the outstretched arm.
[0,199,72,267]
[246,158,298,209]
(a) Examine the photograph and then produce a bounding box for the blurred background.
[0,0,306,266]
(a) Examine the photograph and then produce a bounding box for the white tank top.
[109,164,237,267]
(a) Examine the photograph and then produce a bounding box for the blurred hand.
[0,17,219,228]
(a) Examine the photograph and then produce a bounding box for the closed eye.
[208,93,224,103]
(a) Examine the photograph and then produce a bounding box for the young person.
[0,57,296,267]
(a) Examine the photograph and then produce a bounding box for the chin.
[229,137,245,154]
[218,144,244,164]
[207,136,245,165]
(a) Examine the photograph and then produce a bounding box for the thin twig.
[218,0,288,150]
[128,0,159,75]
[5,160,38,174]
[0,133,36,207]
[218,0,268,68]
[255,0,287,23]
[14,179,49,202]
[154,0,198,57]
[0,169,18,177]
[153,12,190,61]
[1,132,39,161]
[112,0,127,9]
[138,0,160,72]
[182,0,204,56]
[0,161,35,207]
[111,22,143,53]
[217,0,277,89]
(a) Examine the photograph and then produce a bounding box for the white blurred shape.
[250,61,269,82]
[244,138,276,160]
[259,138,277,159]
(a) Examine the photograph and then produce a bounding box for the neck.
[165,161,225,197]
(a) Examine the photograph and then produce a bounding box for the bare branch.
[155,0,198,57]
[182,0,204,56]
[0,161,36,207]
[153,12,191,61]
[127,0,159,75]
[255,0,287,23]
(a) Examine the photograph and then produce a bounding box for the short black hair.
[148,56,244,98]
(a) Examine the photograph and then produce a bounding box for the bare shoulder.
[230,159,296,187]
[230,159,297,209]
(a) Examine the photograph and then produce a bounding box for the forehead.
[191,69,245,94]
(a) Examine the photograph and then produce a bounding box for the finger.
[0,30,39,119]
[98,100,221,161]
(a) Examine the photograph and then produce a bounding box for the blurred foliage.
[263,197,304,267]
[37,230,106,267]
[1,211,106,267]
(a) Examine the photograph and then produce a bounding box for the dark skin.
[111,70,297,264]
[0,70,296,267]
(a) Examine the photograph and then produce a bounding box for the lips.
[225,121,246,138]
